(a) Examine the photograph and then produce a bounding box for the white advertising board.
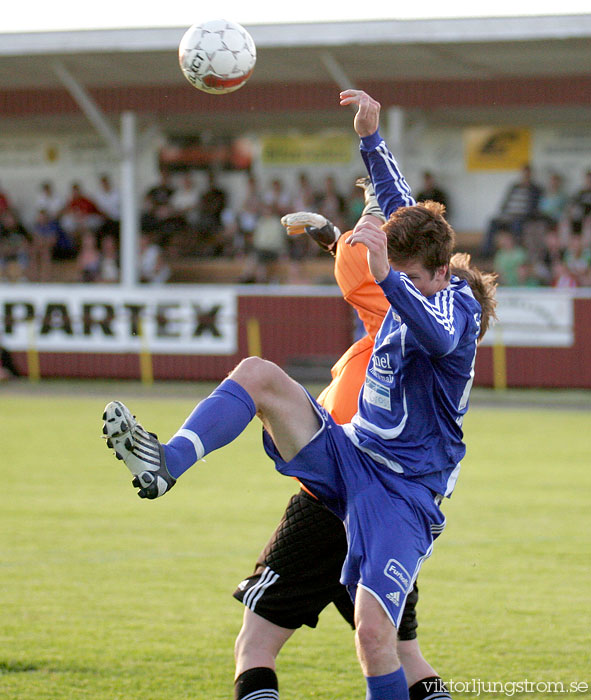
[480,289,574,348]
[0,285,238,355]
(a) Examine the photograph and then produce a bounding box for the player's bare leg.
[228,357,320,462]
[398,639,439,687]
[355,586,411,698]
[234,609,295,676]
[103,357,320,498]
[354,586,401,676]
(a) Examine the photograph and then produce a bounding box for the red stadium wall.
[7,293,354,382]
[5,292,591,389]
[474,297,591,389]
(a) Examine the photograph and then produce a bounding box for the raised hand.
[339,90,381,138]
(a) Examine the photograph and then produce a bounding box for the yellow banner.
[261,134,352,165]
[465,127,531,171]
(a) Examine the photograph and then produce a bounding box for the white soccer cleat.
[102,400,176,499]
[280,212,341,254]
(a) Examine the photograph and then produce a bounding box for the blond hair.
[450,252,498,341]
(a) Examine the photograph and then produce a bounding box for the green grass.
[1,385,590,699]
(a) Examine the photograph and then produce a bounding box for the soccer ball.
[178,19,256,94]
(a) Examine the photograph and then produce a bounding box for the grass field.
[1,382,590,699]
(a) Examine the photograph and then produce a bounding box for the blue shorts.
[263,390,446,629]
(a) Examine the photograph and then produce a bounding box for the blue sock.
[366,667,409,700]
[163,378,256,479]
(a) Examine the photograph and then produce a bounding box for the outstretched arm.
[340,90,415,218]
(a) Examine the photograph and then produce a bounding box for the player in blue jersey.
[103,89,497,700]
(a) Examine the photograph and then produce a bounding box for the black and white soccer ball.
[178,19,256,94]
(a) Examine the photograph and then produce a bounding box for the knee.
[231,356,282,398]
[355,617,398,664]
[234,613,291,674]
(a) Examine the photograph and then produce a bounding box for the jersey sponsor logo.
[364,376,391,410]
[386,591,401,606]
[371,353,393,374]
[384,559,411,592]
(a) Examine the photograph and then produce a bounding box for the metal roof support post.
[52,61,139,287]
[120,111,138,287]
[320,52,355,92]
[385,106,405,171]
[52,60,120,153]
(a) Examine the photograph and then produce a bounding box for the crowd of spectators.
[1,166,591,287]
[137,169,360,283]
[485,166,591,287]
[0,175,121,283]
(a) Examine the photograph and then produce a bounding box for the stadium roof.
[2,15,591,88]
[1,15,590,134]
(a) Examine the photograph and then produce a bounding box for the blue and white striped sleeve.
[378,269,467,357]
[360,130,416,218]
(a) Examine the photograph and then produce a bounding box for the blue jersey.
[359,130,416,217]
[341,130,482,498]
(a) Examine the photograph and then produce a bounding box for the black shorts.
[233,490,419,640]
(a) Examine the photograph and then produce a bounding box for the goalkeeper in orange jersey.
[231,179,452,700]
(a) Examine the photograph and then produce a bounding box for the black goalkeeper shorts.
[233,489,419,640]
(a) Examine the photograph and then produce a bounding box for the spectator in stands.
[563,231,591,286]
[493,227,528,286]
[139,233,170,284]
[537,172,568,228]
[216,208,242,258]
[145,170,175,210]
[315,175,346,234]
[51,221,78,263]
[262,178,291,217]
[516,260,542,287]
[416,171,450,214]
[344,177,366,229]
[60,182,103,234]
[235,174,263,256]
[34,181,63,221]
[95,174,121,240]
[239,202,286,283]
[0,210,31,282]
[481,164,542,256]
[292,172,315,212]
[522,172,569,263]
[140,170,178,239]
[76,230,102,282]
[567,170,591,241]
[197,170,227,255]
[170,172,200,232]
[552,261,578,288]
[99,234,119,283]
[534,226,566,286]
[31,209,61,282]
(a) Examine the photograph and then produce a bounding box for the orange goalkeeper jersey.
[316,233,390,424]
